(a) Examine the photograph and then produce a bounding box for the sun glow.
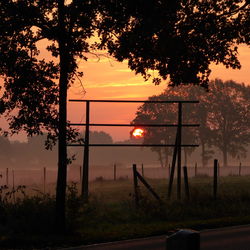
[132,128,145,138]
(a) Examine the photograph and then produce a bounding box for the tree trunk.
[184,148,188,166]
[223,147,228,167]
[158,149,164,168]
[222,128,228,167]
[201,141,206,167]
[164,145,169,168]
[55,0,68,232]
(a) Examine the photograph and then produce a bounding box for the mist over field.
[1,132,250,187]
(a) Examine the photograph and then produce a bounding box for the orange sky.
[1,42,249,142]
[68,45,250,141]
[70,45,250,101]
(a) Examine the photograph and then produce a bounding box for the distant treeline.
[133,79,250,167]
[0,131,159,169]
[0,135,57,169]
[0,130,249,170]
[1,79,249,169]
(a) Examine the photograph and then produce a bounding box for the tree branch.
[219,1,249,17]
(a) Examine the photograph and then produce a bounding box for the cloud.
[84,81,151,88]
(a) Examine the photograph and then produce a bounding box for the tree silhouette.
[0,135,12,166]
[132,91,198,167]
[132,96,172,167]
[0,0,98,230]
[89,131,113,144]
[132,81,250,167]
[27,134,57,167]
[206,79,250,167]
[99,0,250,87]
[0,0,249,231]
[186,87,215,167]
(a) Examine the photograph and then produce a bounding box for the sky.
[1,41,249,142]
[67,44,250,141]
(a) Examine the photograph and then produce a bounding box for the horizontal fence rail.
[69,123,200,127]
[69,99,199,103]
[68,99,199,200]
[1,165,250,187]
[67,144,199,147]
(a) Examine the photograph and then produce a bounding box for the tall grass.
[1,176,250,248]
[0,183,84,249]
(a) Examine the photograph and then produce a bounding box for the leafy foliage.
[0,0,100,146]
[132,79,250,167]
[0,1,249,148]
[206,79,250,166]
[99,0,250,87]
[0,1,99,227]
[0,0,249,231]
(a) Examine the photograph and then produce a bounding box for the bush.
[0,185,55,236]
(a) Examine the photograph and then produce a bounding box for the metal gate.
[68,99,199,200]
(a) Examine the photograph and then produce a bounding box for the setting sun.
[132,128,145,138]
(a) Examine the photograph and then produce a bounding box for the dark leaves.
[98,0,249,87]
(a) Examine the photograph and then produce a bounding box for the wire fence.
[1,164,250,188]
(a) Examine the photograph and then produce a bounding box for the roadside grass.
[1,176,250,248]
[76,175,250,244]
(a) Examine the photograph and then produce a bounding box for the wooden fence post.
[43,167,46,193]
[195,162,197,177]
[12,169,16,203]
[218,162,220,177]
[136,171,162,203]
[177,102,182,200]
[6,168,8,186]
[133,164,139,206]
[80,166,82,185]
[168,132,178,199]
[141,163,144,177]
[213,159,218,199]
[12,169,15,189]
[114,164,117,181]
[183,166,190,200]
[82,100,90,202]
[239,162,242,176]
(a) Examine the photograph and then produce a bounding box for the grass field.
[1,175,250,248]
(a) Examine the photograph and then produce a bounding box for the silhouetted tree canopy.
[0,0,97,141]
[1,1,250,140]
[0,0,249,229]
[0,0,99,230]
[0,135,11,165]
[99,0,250,87]
[89,131,113,144]
[207,79,250,167]
[131,87,199,167]
[132,79,250,167]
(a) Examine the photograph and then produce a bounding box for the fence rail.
[69,99,200,200]
[1,165,249,187]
